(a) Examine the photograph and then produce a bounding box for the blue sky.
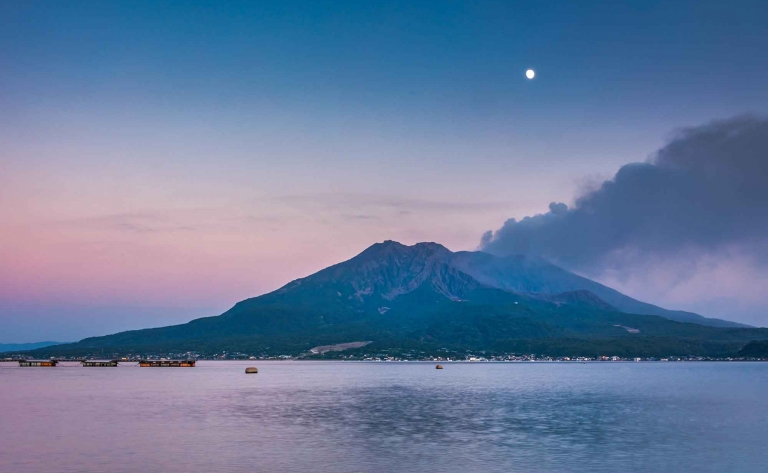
[2,0,767,341]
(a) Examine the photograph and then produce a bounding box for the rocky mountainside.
[264,240,743,327]
[22,240,763,358]
[448,249,746,327]
[274,240,477,304]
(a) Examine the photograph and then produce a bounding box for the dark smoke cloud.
[481,115,768,273]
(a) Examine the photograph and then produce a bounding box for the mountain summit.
[24,241,762,358]
[276,240,475,303]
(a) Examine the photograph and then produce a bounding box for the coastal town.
[3,351,767,363]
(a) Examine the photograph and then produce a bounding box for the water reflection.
[220,365,756,473]
[2,362,767,473]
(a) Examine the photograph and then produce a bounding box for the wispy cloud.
[62,212,197,234]
[275,193,511,215]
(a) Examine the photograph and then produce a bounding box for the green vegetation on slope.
[24,241,764,359]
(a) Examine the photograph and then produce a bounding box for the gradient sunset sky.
[2,0,767,341]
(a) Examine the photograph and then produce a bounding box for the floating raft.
[436,364,444,369]
[245,367,258,374]
[18,360,58,367]
[82,360,119,367]
[139,360,196,367]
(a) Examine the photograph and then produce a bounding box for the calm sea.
[1,361,767,473]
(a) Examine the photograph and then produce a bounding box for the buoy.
[436,364,443,369]
[245,367,258,374]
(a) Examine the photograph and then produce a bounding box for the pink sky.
[3,1,767,341]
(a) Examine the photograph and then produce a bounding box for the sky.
[1,0,767,341]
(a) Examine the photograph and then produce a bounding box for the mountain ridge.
[271,240,745,328]
[448,249,747,328]
[17,240,762,358]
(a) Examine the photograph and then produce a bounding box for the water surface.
[1,361,767,473]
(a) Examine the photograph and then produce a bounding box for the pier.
[18,360,59,367]
[2,359,197,367]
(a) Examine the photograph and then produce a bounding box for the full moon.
[526,69,535,79]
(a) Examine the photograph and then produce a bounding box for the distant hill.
[0,341,65,353]
[30,241,763,358]
[738,340,768,357]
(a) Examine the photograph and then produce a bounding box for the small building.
[18,360,58,367]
